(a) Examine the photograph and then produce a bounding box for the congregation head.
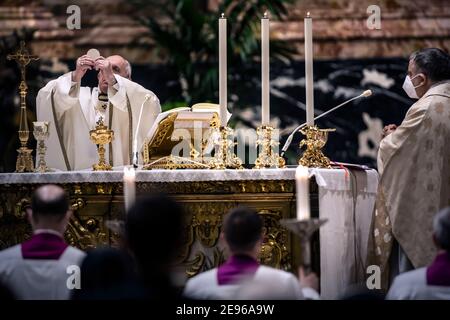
[28,184,70,227]
[223,207,263,253]
[125,193,184,267]
[433,207,450,252]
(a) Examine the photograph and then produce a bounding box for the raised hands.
[72,55,95,82]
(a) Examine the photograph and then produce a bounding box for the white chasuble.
[36,72,161,171]
[367,81,450,288]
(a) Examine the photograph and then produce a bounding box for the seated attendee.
[125,194,184,300]
[72,247,146,300]
[183,207,320,300]
[387,207,450,299]
[0,185,85,300]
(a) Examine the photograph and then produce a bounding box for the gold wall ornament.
[254,126,286,169]
[7,41,39,172]
[298,125,336,168]
[209,126,243,169]
[90,117,114,171]
[33,121,50,173]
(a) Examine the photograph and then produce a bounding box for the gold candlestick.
[7,41,39,172]
[33,121,50,172]
[254,126,286,169]
[209,126,243,169]
[298,125,335,168]
[90,118,114,171]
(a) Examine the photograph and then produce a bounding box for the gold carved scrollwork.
[258,209,291,271]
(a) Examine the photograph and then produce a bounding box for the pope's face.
[98,56,129,93]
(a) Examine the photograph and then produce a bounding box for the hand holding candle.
[123,166,136,213]
[295,165,310,220]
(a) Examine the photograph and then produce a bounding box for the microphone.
[280,90,372,157]
[132,93,152,168]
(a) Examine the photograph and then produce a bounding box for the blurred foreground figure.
[36,54,161,170]
[0,185,85,299]
[387,208,450,299]
[72,247,146,300]
[125,194,184,300]
[183,207,319,300]
[368,48,450,287]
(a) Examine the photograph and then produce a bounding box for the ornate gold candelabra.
[209,126,243,169]
[280,218,328,273]
[89,118,114,171]
[254,126,286,169]
[33,122,50,172]
[298,125,336,168]
[7,41,39,172]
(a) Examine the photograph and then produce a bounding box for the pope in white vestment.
[36,54,161,171]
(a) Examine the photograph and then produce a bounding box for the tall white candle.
[261,12,270,126]
[123,166,136,213]
[304,12,314,126]
[295,165,310,220]
[219,13,227,127]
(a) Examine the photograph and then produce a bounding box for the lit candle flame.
[221,13,225,19]
[263,11,268,19]
[306,12,311,18]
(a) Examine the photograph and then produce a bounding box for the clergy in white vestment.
[0,185,85,299]
[367,48,450,289]
[387,208,450,299]
[183,207,320,300]
[36,54,161,171]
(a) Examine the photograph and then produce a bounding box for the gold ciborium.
[33,121,50,172]
[298,125,335,168]
[90,118,114,171]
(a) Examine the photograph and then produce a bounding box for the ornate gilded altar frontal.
[0,170,316,281]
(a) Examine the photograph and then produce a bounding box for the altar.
[0,167,377,299]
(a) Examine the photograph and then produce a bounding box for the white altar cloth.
[0,167,378,299]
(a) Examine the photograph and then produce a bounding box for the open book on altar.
[140,103,229,169]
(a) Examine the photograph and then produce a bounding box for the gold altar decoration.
[0,178,318,277]
[90,117,114,171]
[298,125,336,168]
[142,111,219,169]
[7,41,39,173]
[209,126,243,169]
[254,126,286,169]
[33,121,50,173]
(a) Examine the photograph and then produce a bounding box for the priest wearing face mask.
[36,52,161,171]
[367,48,450,289]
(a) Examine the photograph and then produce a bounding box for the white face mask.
[402,74,424,99]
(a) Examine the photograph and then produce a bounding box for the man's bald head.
[31,185,69,222]
[106,55,132,79]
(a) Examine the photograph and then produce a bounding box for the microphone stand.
[280,90,372,158]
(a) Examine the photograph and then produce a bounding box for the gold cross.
[7,41,39,83]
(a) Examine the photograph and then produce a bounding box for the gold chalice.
[33,121,50,172]
[90,118,114,171]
